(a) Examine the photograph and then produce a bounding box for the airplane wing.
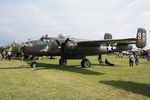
[77,38,137,46]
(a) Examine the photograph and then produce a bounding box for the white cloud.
[0,0,150,48]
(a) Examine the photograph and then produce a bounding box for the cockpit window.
[41,38,50,42]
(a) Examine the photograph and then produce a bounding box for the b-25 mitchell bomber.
[22,28,147,68]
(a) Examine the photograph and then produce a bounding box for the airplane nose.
[24,46,33,53]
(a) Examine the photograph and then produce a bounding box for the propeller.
[56,38,69,52]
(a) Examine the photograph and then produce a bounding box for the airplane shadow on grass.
[33,62,104,75]
[0,66,29,69]
[100,80,150,97]
[0,61,104,75]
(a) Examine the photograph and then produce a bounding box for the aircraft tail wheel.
[81,59,91,68]
[31,62,38,68]
[59,58,67,66]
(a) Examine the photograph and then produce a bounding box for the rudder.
[136,28,146,48]
[104,33,112,40]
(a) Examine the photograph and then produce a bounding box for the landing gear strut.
[98,54,103,64]
[59,58,67,66]
[30,55,38,68]
[81,59,91,68]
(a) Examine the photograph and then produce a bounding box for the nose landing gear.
[59,58,67,66]
[31,62,38,68]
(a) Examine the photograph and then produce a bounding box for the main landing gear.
[59,58,67,66]
[30,57,92,68]
[58,57,91,68]
[81,59,91,68]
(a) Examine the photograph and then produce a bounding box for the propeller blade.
[56,38,70,52]
[56,40,61,46]
[61,38,69,52]
[63,38,69,45]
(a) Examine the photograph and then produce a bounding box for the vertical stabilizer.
[104,33,112,40]
[136,28,146,48]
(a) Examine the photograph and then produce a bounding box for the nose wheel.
[31,62,38,68]
[81,59,91,68]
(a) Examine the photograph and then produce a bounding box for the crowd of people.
[129,52,139,66]
[0,50,24,61]
[129,51,150,66]
[1,51,12,61]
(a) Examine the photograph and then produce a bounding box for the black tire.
[81,59,91,68]
[59,58,67,66]
[31,62,38,68]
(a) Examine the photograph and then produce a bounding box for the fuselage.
[22,37,132,57]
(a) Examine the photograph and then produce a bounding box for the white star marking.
[107,44,112,51]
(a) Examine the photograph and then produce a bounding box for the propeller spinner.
[56,38,69,52]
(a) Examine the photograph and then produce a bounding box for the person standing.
[7,51,12,61]
[20,51,24,61]
[134,54,139,65]
[2,51,6,59]
[129,54,134,67]
[147,51,150,63]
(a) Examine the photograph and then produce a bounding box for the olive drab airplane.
[21,28,147,68]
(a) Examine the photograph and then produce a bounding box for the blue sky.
[0,0,150,48]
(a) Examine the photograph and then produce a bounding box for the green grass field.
[0,55,150,100]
